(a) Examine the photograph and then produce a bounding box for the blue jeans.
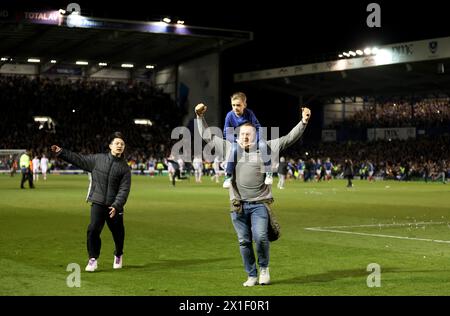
[226,141,272,176]
[231,202,270,277]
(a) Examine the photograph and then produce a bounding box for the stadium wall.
[178,53,220,127]
[90,69,130,79]
[0,63,38,75]
[155,66,177,101]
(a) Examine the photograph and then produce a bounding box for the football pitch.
[1,174,450,296]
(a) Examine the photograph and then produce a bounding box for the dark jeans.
[173,169,179,186]
[226,140,272,176]
[346,175,353,187]
[172,169,186,186]
[87,203,125,259]
[20,168,34,188]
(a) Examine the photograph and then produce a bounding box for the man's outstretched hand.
[301,107,311,124]
[51,145,62,153]
[195,103,207,117]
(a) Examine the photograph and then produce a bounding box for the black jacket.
[343,161,354,177]
[58,149,131,211]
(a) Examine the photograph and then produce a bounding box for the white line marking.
[304,221,450,244]
[310,221,446,229]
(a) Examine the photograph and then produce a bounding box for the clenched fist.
[51,145,61,153]
[195,103,207,117]
[301,107,311,124]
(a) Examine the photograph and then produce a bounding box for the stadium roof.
[234,37,450,99]
[236,59,450,100]
[0,10,253,69]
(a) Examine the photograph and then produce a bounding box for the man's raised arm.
[195,103,230,157]
[268,107,311,153]
[51,145,96,172]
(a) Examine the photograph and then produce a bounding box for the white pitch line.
[310,221,447,229]
[305,221,450,244]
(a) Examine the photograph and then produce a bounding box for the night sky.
[9,0,448,72]
[6,0,449,71]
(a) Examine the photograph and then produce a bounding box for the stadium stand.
[0,75,181,169]
[330,97,450,128]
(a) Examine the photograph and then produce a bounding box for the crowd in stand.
[281,135,449,182]
[0,75,183,170]
[1,76,449,182]
[334,97,450,128]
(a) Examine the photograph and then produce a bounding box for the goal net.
[0,149,26,174]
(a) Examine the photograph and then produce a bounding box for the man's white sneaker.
[259,267,270,285]
[242,276,258,287]
[113,255,123,269]
[223,177,231,189]
[264,174,273,185]
[85,258,97,272]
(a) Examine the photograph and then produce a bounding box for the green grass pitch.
[1,174,450,295]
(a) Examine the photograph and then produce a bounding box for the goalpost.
[0,149,26,174]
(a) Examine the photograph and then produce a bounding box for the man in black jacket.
[343,159,354,188]
[51,132,131,272]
